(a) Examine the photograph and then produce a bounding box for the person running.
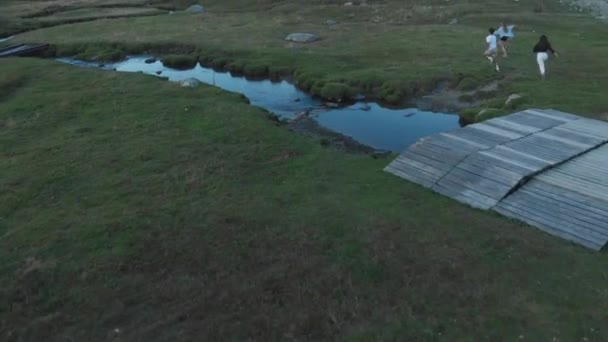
[496,22,515,57]
[533,35,558,78]
[483,28,500,72]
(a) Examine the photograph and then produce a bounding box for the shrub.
[161,55,198,69]
[379,80,406,104]
[243,63,268,77]
[95,49,126,62]
[208,56,229,69]
[226,60,245,74]
[320,82,355,101]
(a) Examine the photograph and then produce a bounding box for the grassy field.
[0,0,189,37]
[2,0,608,341]
[7,0,608,118]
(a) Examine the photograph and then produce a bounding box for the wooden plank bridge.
[385,109,608,251]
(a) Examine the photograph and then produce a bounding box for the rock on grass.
[186,4,204,14]
[178,78,201,87]
[285,33,320,43]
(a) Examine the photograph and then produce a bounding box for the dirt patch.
[415,80,501,113]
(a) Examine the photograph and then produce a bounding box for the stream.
[57,56,462,152]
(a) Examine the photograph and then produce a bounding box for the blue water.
[316,104,460,151]
[57,56,461,152]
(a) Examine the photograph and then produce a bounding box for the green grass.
[3,0,608,340]
[9,0,608,114]
[2,56,608,342]
[35,7,164,22]
[161,54,199,69]
[0,0,176,37]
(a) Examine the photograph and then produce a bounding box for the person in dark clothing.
[533,35,558,78]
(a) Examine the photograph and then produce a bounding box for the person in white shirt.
[483,28,500,72]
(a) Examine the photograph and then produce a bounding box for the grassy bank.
[8,0,608,117]
[0,0,196,37]
[2,56,608,341]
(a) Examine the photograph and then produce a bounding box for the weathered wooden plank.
[424,134,482,153]
[495,204,603,250]
[485,117,540,135]
[498,197,608,244]
[462,126,514,144]
[527,180,608,214]
[562,120,608,139]
[514,148,578,165]
[574,149,608,166]
[542,173,608,199]
[539,164,608,189]
[573,145,608,160]
[464,152,532,176]
[525,109,576,123]
[432,179,497,209]
[541,108,584,121]
[550,166,608,186]
[493,145,553,165]
[558,126,608,142]
[470,122,525,140]
[502,112,566,130]
[507,135,584,156]
[561,153,608,171]
[385,164,435,188]
[535,172,604,194]
[565,155,608,168]
[520,111,571,127]
[568,117,608,129]
[440,131,497,149]
[409,143,467,164]
[432,185,488,209]
[399,151,454,173]
[517,134,589,154]
[390,157,445,178]
[558,159,608,176]
[438,167,511,200]
[455,162,522,187]
[540,127,604,147]
[496,199,607,244]
[522,188,608,223]
[485,146,551,169]
[508,188,608,230]
[514,189,608,232]
[437,132,490,150]
[477,151,541,173]
[483,120,533,137]
[499,143,567,164]
[535,173,608,201]
[414,136,475,155]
